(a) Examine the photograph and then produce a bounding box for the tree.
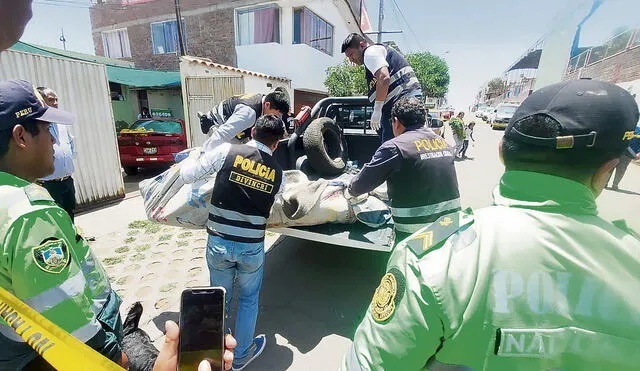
[487,77,507,95]
[324,60,368,97]
[405,52,449,98]
[324,52,450,98]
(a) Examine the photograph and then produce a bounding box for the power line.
[389,0,424,51]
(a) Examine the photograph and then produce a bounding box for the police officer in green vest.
[0,80,128,369]
[342,79,640,370]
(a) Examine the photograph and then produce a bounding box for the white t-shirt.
[363,45,388,76]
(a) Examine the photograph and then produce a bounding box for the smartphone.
[179,287,226,371]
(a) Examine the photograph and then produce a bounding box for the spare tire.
[303,117,347,176]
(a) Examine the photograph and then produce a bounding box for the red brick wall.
[564,47,640,84]
[90,0,248,70]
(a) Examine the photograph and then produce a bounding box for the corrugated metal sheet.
[0,49,125,206]
[185,76,244,148]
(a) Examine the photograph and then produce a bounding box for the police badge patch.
[32,239,71,274]
[370,267,405,323]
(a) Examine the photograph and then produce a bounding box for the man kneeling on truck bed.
[179,115,286,371]
[198,88,290,152]
[346,97,462,244]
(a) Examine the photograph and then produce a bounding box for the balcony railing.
[567,27,639,74]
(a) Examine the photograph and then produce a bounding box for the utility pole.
[59,28,67,51]
[174,0,186,56]
[377,0,384,43]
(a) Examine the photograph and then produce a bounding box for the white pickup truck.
[270,97,394,252]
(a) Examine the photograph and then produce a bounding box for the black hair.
[391,97,426,128]
[253,114,285,146]
[36,86,47,97]
[341,33,366,53]
[0,119,43,158]
[502,114,620,182]
[264,87,290,115]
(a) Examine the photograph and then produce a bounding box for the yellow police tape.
[0,287,124,371]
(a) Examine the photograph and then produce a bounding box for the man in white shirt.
[342,33,422,143]
[36,87,77,220]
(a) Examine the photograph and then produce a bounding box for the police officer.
[346,97,461,245]
[342,79,640,370]
[199,87,290,152]
[0,80,128,369]
[342,33,422,143]
[180,115,285,370]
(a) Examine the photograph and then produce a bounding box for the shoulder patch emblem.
[371,267,405,323]
[24,184,54,204]
[32,239,70,274]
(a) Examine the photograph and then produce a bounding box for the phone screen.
[179,287,225,371]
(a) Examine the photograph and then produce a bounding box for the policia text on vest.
[230,154,278,193]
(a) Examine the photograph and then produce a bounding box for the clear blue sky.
[20,0,639,110]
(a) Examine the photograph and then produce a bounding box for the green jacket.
[0,172,123,369]
[448,118,466,139]
[342,171,640,370]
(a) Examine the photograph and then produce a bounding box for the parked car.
[491,103,520,129]
[118,118,187,175]
[482,106,495,121]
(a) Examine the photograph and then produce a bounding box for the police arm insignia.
[32,239,71,274]
[370,267,405,323]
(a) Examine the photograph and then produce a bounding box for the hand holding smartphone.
[179,287,226,371]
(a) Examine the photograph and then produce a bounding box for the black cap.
[0,80,75,130]
[505,79,639,156]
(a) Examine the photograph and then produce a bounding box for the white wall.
[148,88,185,119]
[235,0,359,93]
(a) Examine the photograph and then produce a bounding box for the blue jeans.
[206,235,265,359]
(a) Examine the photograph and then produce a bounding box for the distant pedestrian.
[449,112,466,157]
[458,122,475,158]
[36,86,77,221]
[609,124,640,190]
[137,106,152,119]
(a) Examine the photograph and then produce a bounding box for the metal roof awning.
[106,65,180,88]
[10,41,180,89]
[508,49,542,71]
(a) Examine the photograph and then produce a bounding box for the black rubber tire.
[302,117,346,176]
[123,166,139,176]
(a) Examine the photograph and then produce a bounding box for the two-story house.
[90,0,366,110]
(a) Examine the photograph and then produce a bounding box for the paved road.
[251,117,640,370]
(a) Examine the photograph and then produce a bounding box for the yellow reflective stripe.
[0,287,123,371]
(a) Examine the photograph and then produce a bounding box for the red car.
[118,118,187,175]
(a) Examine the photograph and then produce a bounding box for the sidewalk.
[76,191,283,346]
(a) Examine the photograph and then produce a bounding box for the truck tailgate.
[269,223,394,252]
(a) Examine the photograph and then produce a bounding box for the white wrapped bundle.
[139,150,390,229]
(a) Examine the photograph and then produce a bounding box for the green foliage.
[488,78,507,95]
[405,52,450,98]
[324,53,450,98]
[324,59,368,97]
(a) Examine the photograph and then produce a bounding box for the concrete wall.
[564,47,640,84]
[112,85,139,129]
[236,0,359,93]
[91,0,267,70]
[148,88,185,119]
[90,0,362,89]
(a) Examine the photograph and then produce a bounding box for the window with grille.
[293,8,334,56]
[236,5,280,45]
[101,28,132,59]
